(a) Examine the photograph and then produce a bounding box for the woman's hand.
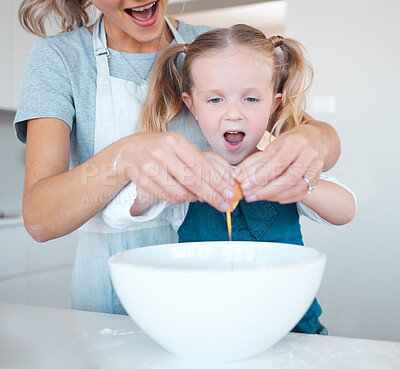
[119,132,235,211]
[236,119,340,204]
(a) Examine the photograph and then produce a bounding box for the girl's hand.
[119,132,235,211]
[236,124,327,204]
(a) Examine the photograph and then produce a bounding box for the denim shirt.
[178,200,328,335]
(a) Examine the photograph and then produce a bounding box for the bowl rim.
[108,241,326,273]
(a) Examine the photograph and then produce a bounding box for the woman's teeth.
[125,1,157,21]
[133,1,156,12]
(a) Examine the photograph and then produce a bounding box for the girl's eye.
[245,97,258,103]
[209,98,221,104]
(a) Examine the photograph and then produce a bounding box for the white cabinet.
[0,0,12,109]
[0,267,73,308]
[0,217,78,308]
[0,0,52,110]
[9,0,41,110]
[0,220,26,278]
[1,2,98,110]
[0,0,39,110]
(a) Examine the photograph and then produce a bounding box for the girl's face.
[91,0,169,48]
[182,48,281,165]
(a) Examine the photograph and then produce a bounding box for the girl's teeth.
[133,2,155,11]
[224,131,245,144]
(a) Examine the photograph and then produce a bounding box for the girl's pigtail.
[18,0,91,38]
[269,35,314,136]
[138,44,186,133]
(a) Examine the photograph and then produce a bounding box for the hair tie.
[269,35,284,64]
[183,43,188,54]
[275,45,284,64]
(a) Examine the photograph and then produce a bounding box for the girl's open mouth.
[124,0,159,27]
[224,131,245,151]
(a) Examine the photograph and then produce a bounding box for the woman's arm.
[236,115,341,204]
[24,119,234,242]
[24,118,128,242]
[303,113,341,172]
[298,180,356,225]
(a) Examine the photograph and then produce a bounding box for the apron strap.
[165,16,186,44]
[93,14,111,81]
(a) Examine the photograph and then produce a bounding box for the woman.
[15,0,340,313]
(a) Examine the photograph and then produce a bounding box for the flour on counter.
[100,328,141,335]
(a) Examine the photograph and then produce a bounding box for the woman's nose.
[223,103,244,121]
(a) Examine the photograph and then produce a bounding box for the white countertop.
[1,302,399,369]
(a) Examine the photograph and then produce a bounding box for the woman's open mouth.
[124,0,159,27]
[224,131,245,151]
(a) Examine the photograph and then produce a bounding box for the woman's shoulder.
[30,26,93,58]
[175,19,216,43]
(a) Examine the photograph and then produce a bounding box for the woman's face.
[182,48,281,165]
[92,0,169,48]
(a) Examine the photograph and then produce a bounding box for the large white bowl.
[108,241,326,363]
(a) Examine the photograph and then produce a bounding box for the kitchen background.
[0,0,399,342]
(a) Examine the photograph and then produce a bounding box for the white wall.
[286,0,400,341]
[168,1,285,37]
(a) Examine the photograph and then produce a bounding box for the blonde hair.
[18,0,92,38]
[139,24,313,137]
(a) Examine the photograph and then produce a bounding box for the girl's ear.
[272,93,282,114]
[182,92,196,118]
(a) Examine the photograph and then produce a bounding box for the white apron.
[72,15,208,314]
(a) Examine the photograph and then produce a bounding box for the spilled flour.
[100,328,142,335]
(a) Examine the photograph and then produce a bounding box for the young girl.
[102,24,356,334]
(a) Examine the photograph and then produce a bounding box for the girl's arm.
[298,179,356,225]
[130,185,159,217]
[100,182,168,229]
[23,119,234,242]
[102,150,231,228]
[101,181,192,230]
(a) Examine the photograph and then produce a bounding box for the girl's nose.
[223,103,244,121]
